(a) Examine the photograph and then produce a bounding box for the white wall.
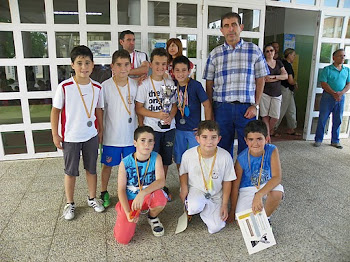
[284,9,318,36]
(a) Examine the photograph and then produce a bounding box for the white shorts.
[260,93,282,119]
[186,187,226,234]
[235,183,284,215]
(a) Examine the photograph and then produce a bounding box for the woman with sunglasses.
[260,43,288,141]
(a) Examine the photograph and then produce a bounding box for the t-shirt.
[123,151,158,200]
[52,77,102,143]
[264,60,284,97]
[136,77,176,132]
[281,60,295,91]
[175,78,208,131]
[129,50,148,79]
[98,77,138,147]
[319,64,350,92]
[179,146,236,201]
[237,144,276,189]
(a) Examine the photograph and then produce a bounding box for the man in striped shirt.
[203,12,269,156]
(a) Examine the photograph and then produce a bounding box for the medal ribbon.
[248,150,265,189]
[134,153,151,191]
[177,80,188,119]
[74,77,94,119]
[198,147,217,192]
[150,76,167,110]
[113,77,131,117]
[131,51,135,69]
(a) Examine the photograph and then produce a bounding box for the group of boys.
[51,17,284,245]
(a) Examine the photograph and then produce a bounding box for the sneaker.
[62,203,75,220]
[314,142,321,147]
[87,198,105,213]
[163,186,172,202]
[148,216,164,237]
[331,143,343,149]
[100,191,110,208]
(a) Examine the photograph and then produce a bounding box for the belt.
[228,101,251,105]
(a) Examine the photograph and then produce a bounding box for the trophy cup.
[158,84,177,129]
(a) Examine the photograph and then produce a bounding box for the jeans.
[315,91,345,144]
[213,101,254,156]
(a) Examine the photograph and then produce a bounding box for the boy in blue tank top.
[228,120,283,223]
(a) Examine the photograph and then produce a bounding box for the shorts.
[174,130,198,164]
[101,145,135,167]
[114,189,167,244]
[153,129,175,166]
[235,183,284,215]
[63,135,98,177]
[259,93,282,119]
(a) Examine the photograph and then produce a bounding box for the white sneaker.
[148,217,164,237]
[87,198,105,213]
[62,203,75,220]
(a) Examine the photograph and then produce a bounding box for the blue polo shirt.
[319,64,350,92]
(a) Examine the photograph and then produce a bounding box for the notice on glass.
[88,41,111,57]
[236,208,276,255]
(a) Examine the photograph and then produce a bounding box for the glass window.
[320,43,340,63]
[22,31,48,58]
[88,32,111,58]
[148,33,169,55]
[313,93,322,111]
[53,0,78,24]
[2,131,27,155]
[238,9,260,32]
[316,68,323,88]
[0,31,15,58]
[271,0,290,2]
[148,1,169,26]
[176,34,197,58]
[0,100,23,124]
[177,3,197,28]
[18,0,45,23]
[345,45,350,64]
[296,0,315,5]
[324,0,339,7]
[0,0,11,23]
[56,32,80,58]
[25,66,51,91]
[340,116,349,133]
[33,130,56,153]
[90,64,111,84]
[311,117,329,134]
[208,35,225,54]
[322,16,344,38]
[242,38,259,46]
[344,93,350,111]
[208,6,232,29]
[118,0,141,25]
[345,0,350,8]
[0,66,18,92]
[86,0,110,24]
[58,65,73,84]
[118,32,141,51]
[29,99,52,123]
[346,20,350,38]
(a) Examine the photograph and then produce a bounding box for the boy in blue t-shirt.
[173,55,212,168]
[228,120,283,223]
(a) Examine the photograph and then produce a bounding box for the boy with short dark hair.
[173,55,212,168]
[228,120,283,223]
[51,45,105,220]
[97,49,138,208]
[135,48,177,201]
[179,120,236,233]
[114,126,167,244]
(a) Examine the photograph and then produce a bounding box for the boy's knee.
[208,223,225,234]
[187,201,205,215]
[268,190,283,201]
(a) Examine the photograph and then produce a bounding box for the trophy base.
[158,121,170,129]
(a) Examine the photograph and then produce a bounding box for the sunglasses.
[265,49,274,53]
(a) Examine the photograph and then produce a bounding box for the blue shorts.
[101,145,135,167]
[153,129,175,166]
[174,129,198,164]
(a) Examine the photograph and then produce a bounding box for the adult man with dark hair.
[119,30,149,79]
[314,49,350,149]
[203,12,269,155]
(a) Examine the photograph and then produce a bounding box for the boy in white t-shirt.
[179,120,236,233]
[136,48,177,201]
[97,49,138,208]
[51,45,105,220]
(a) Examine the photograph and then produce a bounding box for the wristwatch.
[252,103,259,110]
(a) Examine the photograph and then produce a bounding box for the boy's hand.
[157,111,170,121]
[131,190,146,211]
[127,211,139,223]
[227,209,235,223]
[252,193,263,214]
[179,187,188,203]
[220,204,228,221]
[53,134,63,149]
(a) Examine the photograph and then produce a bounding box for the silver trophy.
[158,84,177,129]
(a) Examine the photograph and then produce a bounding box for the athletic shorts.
[63,135,98,177]
[260,93,282,119]
[153,129,175,166]
[101,145,135,167]
[173,129,198,164]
